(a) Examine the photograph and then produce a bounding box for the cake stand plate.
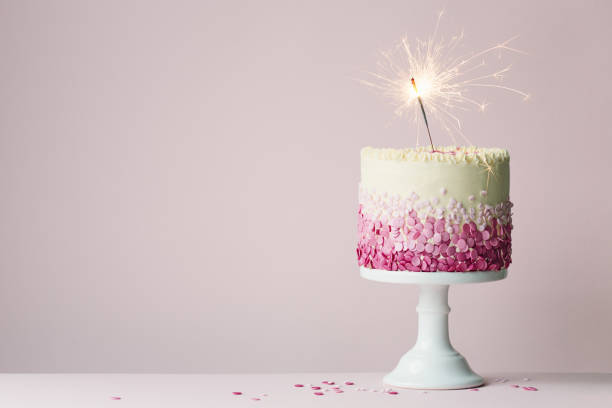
[360,267,507,390]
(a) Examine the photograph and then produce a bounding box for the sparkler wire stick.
[411,77,434,152]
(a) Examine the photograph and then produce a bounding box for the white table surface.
[0,373,610,407]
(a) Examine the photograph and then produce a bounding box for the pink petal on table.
[294,384,304,387]
[311,386,321,390]
[232,392,242,395]
[523,386,538,391]
[314,392,324,396]
[388,391,398,395]
[344,381,354,385]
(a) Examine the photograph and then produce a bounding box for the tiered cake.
[357,146,512,272]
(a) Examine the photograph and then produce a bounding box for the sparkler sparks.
[362,11,529,146]
[478,154,497,189]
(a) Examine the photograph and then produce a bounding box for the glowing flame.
[407,76,433,100]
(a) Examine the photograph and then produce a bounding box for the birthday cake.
[357,146,512,272]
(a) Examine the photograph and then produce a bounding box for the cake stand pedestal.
[360,267,507,390]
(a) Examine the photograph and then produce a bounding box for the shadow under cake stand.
[360,266,507,390]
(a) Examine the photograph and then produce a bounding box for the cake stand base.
[360,267,507,390]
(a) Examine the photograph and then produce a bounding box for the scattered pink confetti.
[311,386,321,390]
[232,392,243,395]
[322,381,335,385]
[251,397,261,401]
[111,396,122,400]
[314,392,324,396]
[523,386,538,391]
[345,381,354,386]
[510,385,520,388]
[294,384,304,388]
[335,390,344,393]
[388,391,399,395]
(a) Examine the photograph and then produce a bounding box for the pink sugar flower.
[457,239,468,252]
[391,217,404,228]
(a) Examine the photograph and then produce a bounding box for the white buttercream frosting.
[360,146,510,208]
[361,145,509,164]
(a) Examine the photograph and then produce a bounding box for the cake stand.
[360,267,507,390]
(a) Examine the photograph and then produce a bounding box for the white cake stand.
[360,266,507,390]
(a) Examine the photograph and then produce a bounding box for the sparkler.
[410,77,434,152]
[362,11,529,146]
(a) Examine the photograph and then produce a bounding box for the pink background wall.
[1,0,611,373]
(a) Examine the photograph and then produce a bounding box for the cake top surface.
[361,146,509,165]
